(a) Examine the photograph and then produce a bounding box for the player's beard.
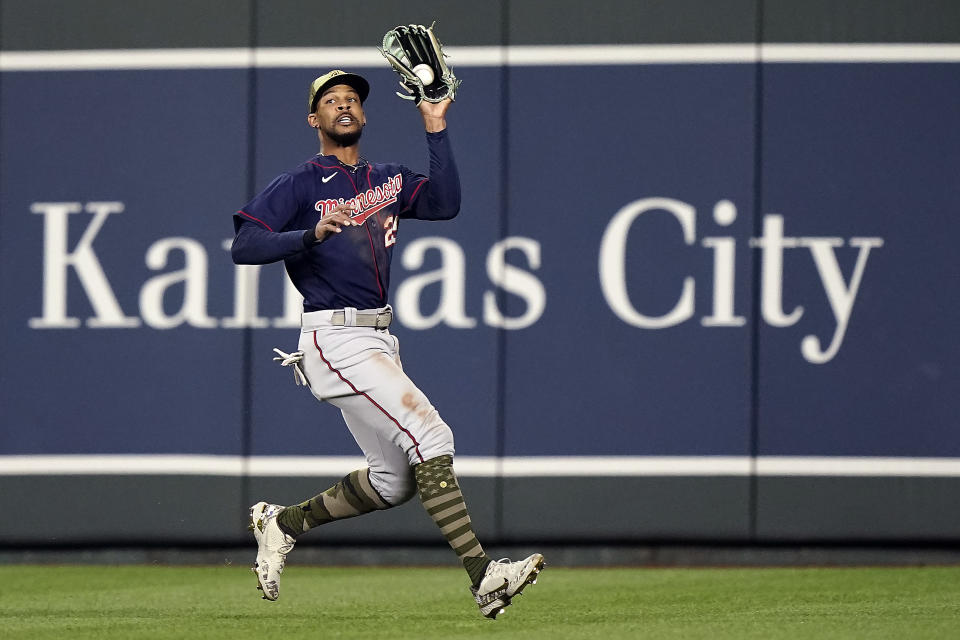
[326,124,364,148]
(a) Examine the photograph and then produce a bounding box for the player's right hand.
[314,203,357,242]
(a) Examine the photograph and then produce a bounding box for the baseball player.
[231,70,543,619]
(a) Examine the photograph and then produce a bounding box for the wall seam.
[493,0,510,544]
[240,0,258,522]
[748,0,766,542]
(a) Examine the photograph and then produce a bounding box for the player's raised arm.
[399,108,461,222]
[381,23,462,222]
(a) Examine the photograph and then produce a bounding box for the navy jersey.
[231,130,460,311]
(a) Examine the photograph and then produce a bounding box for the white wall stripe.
[761,43,960,63]
[755,456,960,477]
[3,455,960,477]
[254,47,388,68]
[2,44,960,71]
[0,48,255,70]
[496,456,752,476]
[495,44,759,65]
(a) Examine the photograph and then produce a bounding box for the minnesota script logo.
[314,174,401,226]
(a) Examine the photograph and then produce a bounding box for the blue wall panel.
[0,70,250,455]
[502,64,757,456]
[757,63,960,456]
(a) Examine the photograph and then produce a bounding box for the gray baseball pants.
[298,307,455,505]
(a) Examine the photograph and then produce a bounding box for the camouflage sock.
[415,455,492,587]
[276,468,389,538]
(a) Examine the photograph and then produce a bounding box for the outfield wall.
[1,1,959,546]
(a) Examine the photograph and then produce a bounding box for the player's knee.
[368,467,417,507]
[388,478,418,506]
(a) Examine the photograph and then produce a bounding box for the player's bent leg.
[275,467,391,538]
[335,394,420,506]
[367,466,417,506]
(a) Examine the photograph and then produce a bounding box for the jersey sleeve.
[234,173,301,233]
[231,173,313,265]
[398,129,461,221]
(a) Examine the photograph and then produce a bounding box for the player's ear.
[307,113,320,129]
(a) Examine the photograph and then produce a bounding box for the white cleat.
[470,553,545,619]
[248,501,295,601]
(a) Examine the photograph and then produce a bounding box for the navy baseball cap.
[308,70,370,112]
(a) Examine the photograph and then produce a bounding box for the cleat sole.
[508,555,545,599]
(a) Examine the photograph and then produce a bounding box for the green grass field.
[2,564,959,639]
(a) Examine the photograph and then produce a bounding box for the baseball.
[413,64,435,85]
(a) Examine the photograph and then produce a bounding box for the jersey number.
[384,215,397,247]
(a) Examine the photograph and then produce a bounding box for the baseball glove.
[379,22,461,105]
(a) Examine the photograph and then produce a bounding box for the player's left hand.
[419,98,451,133]
[313,203,357,242]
